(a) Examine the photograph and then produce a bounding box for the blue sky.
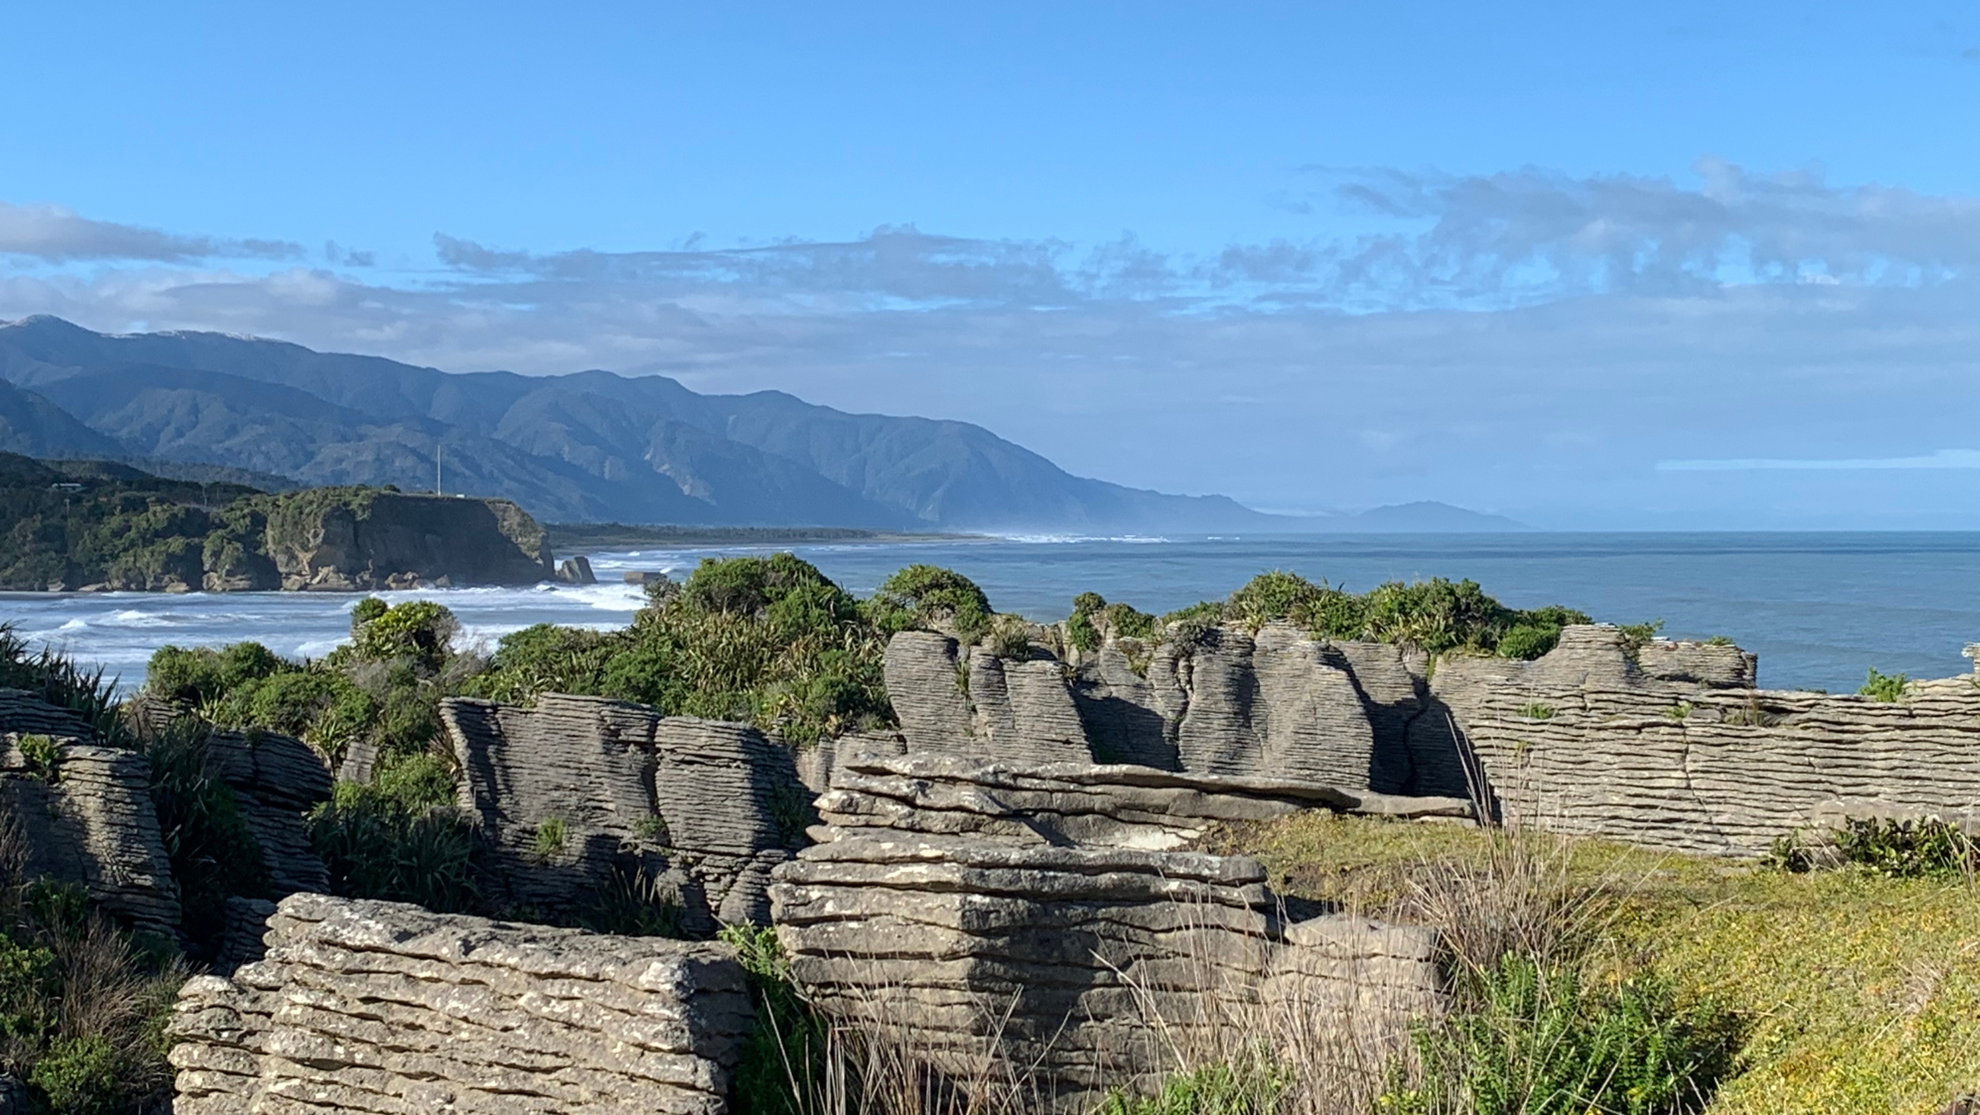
[3,1,1978,527]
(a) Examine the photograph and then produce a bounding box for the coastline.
[543,522,989,551]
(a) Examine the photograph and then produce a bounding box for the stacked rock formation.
[0,689,180,936]
[772,798,1446,1108]
[203,728,333,896]
[887,623,1468,797]
[443,694,809,929]
[169,893,753,1115]
[816,752,1470,850]
[1433,625,1980,856]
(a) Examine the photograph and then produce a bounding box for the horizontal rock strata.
[770,833,1443,1108]
[169,893,752,1115]
[205,728,333,897]
[1435,625,1980,856]
[0,689,180,936]
[815,752,1471,850]
[444,694,807,928]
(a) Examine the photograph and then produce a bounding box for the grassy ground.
[1215,813,1980,1115]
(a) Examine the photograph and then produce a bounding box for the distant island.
[0,316,1525,535]
[0,453,553,592]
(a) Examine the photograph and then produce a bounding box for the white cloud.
[5,161,1980,527]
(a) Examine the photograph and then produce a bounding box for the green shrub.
[721,923,825,1115]
[532,816,569,861]
[1859,668,1909,703]
[0,870,185,1115]
[985,615,1033,659]
[206,668,338,740]
[1616,620,1664,661]
[30,1034,122,1115]
[1832,817,1977,879]
[306,753,476,912]
[1227,570,1330,630]
[578,867,685,938]
[863,563,993,641]
[144,721,267,949]
[145,641,285,708]
[1360,578,1516,655]
[347,599,458,669]
[1161,601,1229,647]
[17,735,56,780]
[1101,602,1159,642]
[463,623,613,705]
[1518,704,1556,721]
[1067,608,1101,652]
[1398,955,1740,1115]
[1100,1062,1290,1115]
[1498,624,1563,661]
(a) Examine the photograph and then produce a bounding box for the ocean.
[4,532,1978,695]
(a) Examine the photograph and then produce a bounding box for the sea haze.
[3,532,1977,695]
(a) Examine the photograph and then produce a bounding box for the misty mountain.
[0,316,1283,530]
[0,379,123,458]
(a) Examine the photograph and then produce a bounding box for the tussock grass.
[1218,812,1980,1114]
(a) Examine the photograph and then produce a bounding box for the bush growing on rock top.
[863,562,994,640]
[1113,573,1593,660]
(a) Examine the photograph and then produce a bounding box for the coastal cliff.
[0,453,553,591]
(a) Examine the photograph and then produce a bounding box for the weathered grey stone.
[770,831,1443,1108]
[204,728,333,896]
[0,689,181,937]
[444,694,807,929]
[1435,625,1980,856]
[892,624,1408,791]
[814,753,1470,851]
[214,896,279,974]
[885,632,1091,764]
[558,555,597,585]
[169,893,753,1115]
[886,631,976,754]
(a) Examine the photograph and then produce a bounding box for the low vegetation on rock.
[1131,571,1595,659]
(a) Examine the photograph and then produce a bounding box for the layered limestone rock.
[0,689,180,936]
[168,893,752,1115]
[770,833,1444,1107]
[203,729,333,896]
[815,752,1471,851]
[444,694,809,929]
[123,696,332,901]
[887,623,1442,794]
[884,631,1091,764]
[1434,625,1980,856]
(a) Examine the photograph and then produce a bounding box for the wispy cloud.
[1660,450,1980,471]
[0,202,302,264]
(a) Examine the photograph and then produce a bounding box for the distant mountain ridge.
[0,316,1524,533]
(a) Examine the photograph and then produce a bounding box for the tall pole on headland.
[435,443,442,496]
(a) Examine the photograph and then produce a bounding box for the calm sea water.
[3,533,1977,694]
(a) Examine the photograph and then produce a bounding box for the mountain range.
[0,316,1523,533]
